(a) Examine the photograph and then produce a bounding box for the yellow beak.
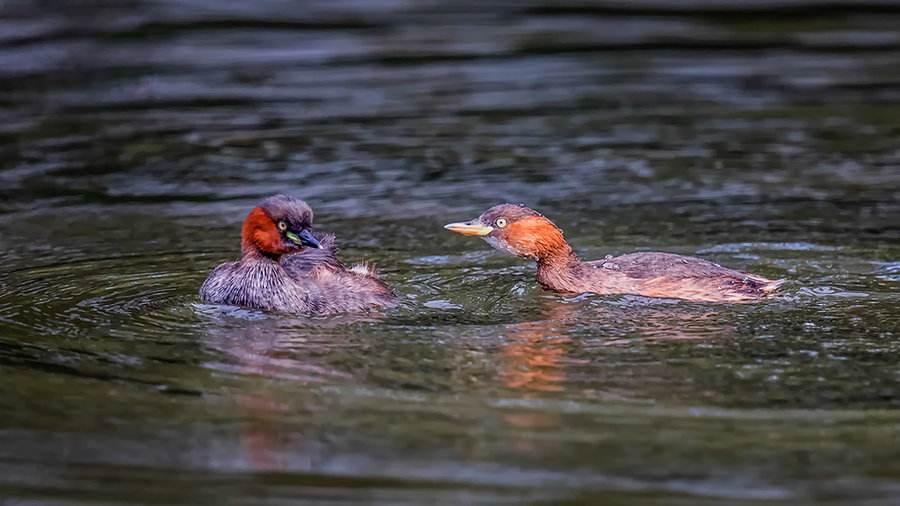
[444,221,493,237]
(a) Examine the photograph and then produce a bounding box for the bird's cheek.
[484,235,522,257]
[255,228,290,254]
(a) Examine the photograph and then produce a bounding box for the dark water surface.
[2,1,900,504]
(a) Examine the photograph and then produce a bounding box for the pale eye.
[495,218,508,228]
[277,220,288,231]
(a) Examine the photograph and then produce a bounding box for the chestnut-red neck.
[241,207,288,258]
[536,248,583,293]
[505,216,574,261]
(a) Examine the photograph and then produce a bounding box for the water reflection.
[499,303,581,394]
[203,297,748,473]
[200,316,336,472]
[239,390,289,470]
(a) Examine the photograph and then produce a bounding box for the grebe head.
[444,203,570,261]
[241,194,322,258]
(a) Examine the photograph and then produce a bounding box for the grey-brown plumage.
[446,203,783,303]
[200,195,395,315]
[540,251,782,302]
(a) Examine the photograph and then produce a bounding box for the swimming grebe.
[200,194,395,314]
[445,204,782,303]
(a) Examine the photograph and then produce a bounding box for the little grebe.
[445,204,782,303]
[200,194,395,314]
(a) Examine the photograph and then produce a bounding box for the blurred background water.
[1,0,899,504]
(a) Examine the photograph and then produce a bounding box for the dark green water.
[1,1,899,504]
